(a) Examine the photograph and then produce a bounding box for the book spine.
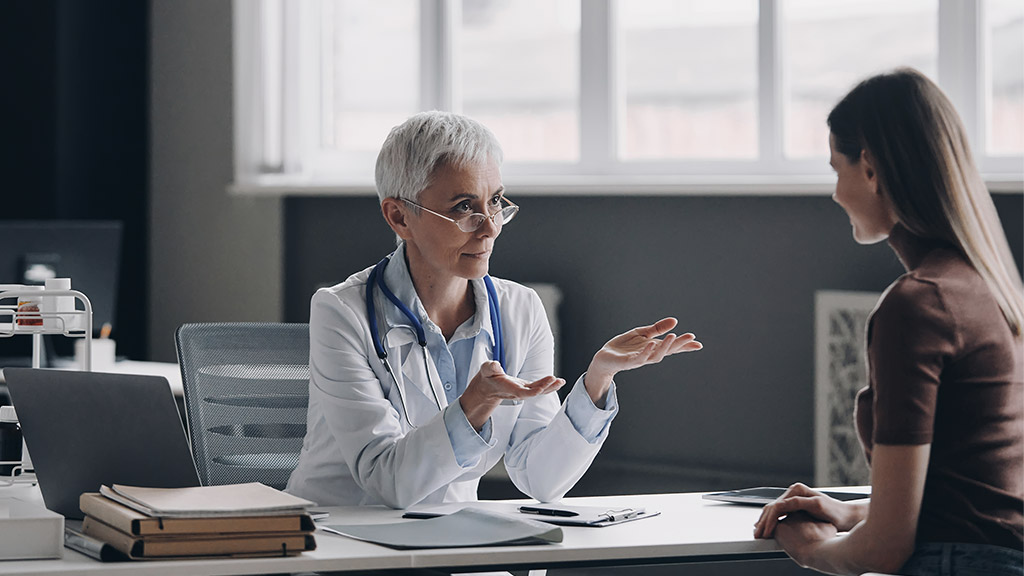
[82,516,313,558]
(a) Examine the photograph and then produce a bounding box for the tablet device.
[702,487,869,506]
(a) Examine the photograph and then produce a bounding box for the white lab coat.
[286,254,611,509]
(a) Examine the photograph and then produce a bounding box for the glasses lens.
[499,205,518,226]
[458,214,486,233]
[456,202,518,233]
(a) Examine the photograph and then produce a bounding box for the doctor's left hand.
[585,317,702,406]
[460,361,565,431]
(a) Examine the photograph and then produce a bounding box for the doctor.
[286,111,702,509]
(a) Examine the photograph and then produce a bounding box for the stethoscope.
[366,255,505,427]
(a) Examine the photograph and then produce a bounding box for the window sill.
[229,173,1024,197]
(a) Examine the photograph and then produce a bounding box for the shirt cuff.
[564,373,618,442]
[443,400,495,468]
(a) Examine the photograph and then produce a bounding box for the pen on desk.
[99,323,112,339]
[519,506,577,517]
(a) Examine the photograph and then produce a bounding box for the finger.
[632,317,678,339]
[754,504,780,538]
[647,334,677,363]
[480,361,505,378]
[537,377,566,395]
[757,504,788,538]
[634,339,658,361]
[523,375,559,390]
[755,496,810,538]
[670,340,703,354]
[783,482,815,499]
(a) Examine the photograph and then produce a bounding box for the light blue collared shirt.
[382,244,617,467]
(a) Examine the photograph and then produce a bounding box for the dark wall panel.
[0,0,149,359]
[285,193,1023,481]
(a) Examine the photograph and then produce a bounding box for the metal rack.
[0,286,94,485]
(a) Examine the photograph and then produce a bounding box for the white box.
[0,497,64,559]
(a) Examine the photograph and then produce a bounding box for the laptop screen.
[3,368,200,519]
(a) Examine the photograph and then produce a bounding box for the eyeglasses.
[403,195,519,233]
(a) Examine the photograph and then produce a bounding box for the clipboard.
[516,504,658,527]
[403,502,658,527]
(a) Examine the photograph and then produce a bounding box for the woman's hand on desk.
[772,512,838,568]
[461,361,565,431]
[753,482,867,539]
[584,317,703,406]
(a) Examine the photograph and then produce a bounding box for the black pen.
[519,506,578,517]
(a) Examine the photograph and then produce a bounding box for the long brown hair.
[828,68,1024,336]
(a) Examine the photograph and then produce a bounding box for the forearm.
[795,520,914,576]
[583,366,613,407]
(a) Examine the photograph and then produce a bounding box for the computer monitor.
[0,220,122,363]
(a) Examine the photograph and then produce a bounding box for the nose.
[476,212,501,237]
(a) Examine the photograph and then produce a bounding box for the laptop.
[3,368,200,519]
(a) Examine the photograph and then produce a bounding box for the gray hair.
[374,111,504,205]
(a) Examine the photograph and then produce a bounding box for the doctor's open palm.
[584,317,702,406]
[461,317,701,429]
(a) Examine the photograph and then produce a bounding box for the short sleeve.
[868,276,957,445]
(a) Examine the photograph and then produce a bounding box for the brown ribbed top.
[855,224,1023,549]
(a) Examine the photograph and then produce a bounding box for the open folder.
[325,508,563,549]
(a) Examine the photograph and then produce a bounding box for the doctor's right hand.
[460,361,565,431]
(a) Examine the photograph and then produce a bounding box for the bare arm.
[776,444,930,575]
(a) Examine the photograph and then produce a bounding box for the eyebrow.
[446,186,504,203]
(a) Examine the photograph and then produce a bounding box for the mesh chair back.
[175,323,310,489]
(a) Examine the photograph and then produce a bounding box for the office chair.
[175,322,310,490]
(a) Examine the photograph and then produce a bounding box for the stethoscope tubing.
[365,255,504,427]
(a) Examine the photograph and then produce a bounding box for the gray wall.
[284,194,1023,493]
[149,0,283,362]
[149,3,1022,573]
[151,0,1024,497]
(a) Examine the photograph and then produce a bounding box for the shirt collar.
[379,243,496,346]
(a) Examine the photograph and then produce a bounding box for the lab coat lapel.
[384,327,448,417]
[469,276,498,376]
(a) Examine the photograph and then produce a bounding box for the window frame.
[232,0,1023,196]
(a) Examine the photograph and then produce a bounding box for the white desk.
[0,492,792,576]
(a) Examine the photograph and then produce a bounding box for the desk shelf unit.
[0,286,94,484]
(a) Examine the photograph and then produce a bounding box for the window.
[985,0,1024,157]
[233,0,1023,193]
[619,0,759,160]
[461,0,581,163]
[783,0,938,159]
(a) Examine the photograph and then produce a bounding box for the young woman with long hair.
[754,68,1023,576]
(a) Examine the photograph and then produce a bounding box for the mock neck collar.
[887,223,951,272]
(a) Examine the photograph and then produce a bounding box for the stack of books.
[77,482,317,559]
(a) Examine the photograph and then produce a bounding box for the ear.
[859,149,880,194]
[381,198,414,241]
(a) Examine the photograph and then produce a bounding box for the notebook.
[3,368,201,519]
